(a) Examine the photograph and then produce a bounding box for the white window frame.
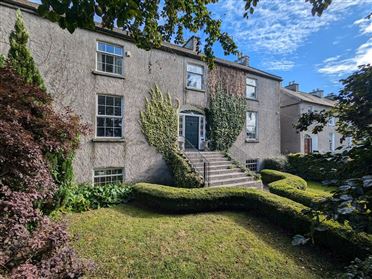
[96,94,124,138]
[186,63,205,90]
[329,132,335,152]
[93,168,124,186]
[179,112,206,150]
[246,111,258,141]
[246,77,257,100]
[328,117,336,126]
[96,41,124,76]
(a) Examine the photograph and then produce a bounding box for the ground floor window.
[93,168,124,185]
[246,159,259,172]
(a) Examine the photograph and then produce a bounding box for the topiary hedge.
[261,169,307,190]
[133,183,372,261]
[260,169,328,207]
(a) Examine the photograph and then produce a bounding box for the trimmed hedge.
[261,169,307,190]
[133,183,372,261]
[261,169,326,207]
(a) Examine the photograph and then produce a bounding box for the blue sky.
[206,0,372,95]
[31,0,372,95]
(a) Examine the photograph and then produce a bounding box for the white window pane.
[187,73,202,89]
[246,86,256,99]
[246,78,256,86]
[246,112,257,139]
[97,42,105,51]
[106,44,115,54]
[187,64,203,74]
[114,46,123,56]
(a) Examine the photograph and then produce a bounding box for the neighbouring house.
[0,0,282,186]
[280,82,349,154]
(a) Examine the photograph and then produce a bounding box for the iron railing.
[181,137,210,186]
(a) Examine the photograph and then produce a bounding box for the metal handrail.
[180,136,210,186]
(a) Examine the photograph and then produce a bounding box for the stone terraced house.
[280,82,348,154]
[0,0,282,187]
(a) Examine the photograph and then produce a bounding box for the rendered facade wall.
[0,3,281,183]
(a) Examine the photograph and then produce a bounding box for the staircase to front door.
[185,151,262,188]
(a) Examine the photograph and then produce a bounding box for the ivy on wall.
[140,86,203,188]
[207,85,246,151]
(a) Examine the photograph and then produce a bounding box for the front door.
[185,115,199,149]
[304,137,312,154]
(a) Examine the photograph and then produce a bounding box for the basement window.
[94,168,124,185]
[246,159,259,172]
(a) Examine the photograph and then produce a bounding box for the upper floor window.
[246,78,257,99]
[186,63,204,90]
[96,95,123,138]
[328,117,336,126]
[96,41,123,75]
[246,111,258,140]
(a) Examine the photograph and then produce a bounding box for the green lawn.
[306,180,337,196]
[67,204,340,279]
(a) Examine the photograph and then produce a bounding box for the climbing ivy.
[0,54,4,68]
[207,85,246,151]
[140,86,203,188]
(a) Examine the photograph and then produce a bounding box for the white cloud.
[354,17,372,34]
[216,0,372,55]
[264,59,295,71]
[318,38,372,75]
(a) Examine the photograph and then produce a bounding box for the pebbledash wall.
[0,0,282,185]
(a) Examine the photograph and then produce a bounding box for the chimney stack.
[183,36,200,52]
[235,52,250,66]
[285,81,299,92]
[309,88,324,98]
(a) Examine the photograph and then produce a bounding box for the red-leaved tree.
[0,64,88,278]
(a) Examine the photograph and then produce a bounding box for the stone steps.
[185,151,262,189]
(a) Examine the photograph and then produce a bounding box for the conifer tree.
[8,9,46,91]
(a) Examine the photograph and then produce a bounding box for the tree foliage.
[38,0,332,66]
[0,64,87,278]
[207,86,246,151]
[8,9,46,91]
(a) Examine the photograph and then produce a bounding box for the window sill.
[92,70,125,79]
[245,139,259,143]
[186,87,206,93]
[92,137,125,143]
[246,98,259,102]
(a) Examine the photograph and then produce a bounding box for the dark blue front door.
[185,116,199,149]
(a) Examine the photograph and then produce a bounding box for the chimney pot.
[183,36,200,52]
[285,81,299,92]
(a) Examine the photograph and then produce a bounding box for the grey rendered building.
[280,82,348,154]
[0,0,282,185]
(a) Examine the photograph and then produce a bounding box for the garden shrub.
[262,156,289,172]
[261,169,307,190]
[0,64,86,276]
[287,153,341,181]
[206,85,246,151]
[260,169,330,207]
[57,183,133,212]
[140,86,203,188]
[133,183,372,262]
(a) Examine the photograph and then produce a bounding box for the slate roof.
[281,87,336,107]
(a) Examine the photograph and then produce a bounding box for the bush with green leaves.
[133,183,372,262]
[260,169,331,207]
[342,256,372,279]
[206,86,246,151]
[140,85,203,188]
[57,183,133,212]
[262,156,289,172]
[287,153,341,181]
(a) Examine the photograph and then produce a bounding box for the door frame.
[179,111,206,150]
[304,134,312,154]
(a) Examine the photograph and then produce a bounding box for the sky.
[206,0,372,95]
[30,0,372,95]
